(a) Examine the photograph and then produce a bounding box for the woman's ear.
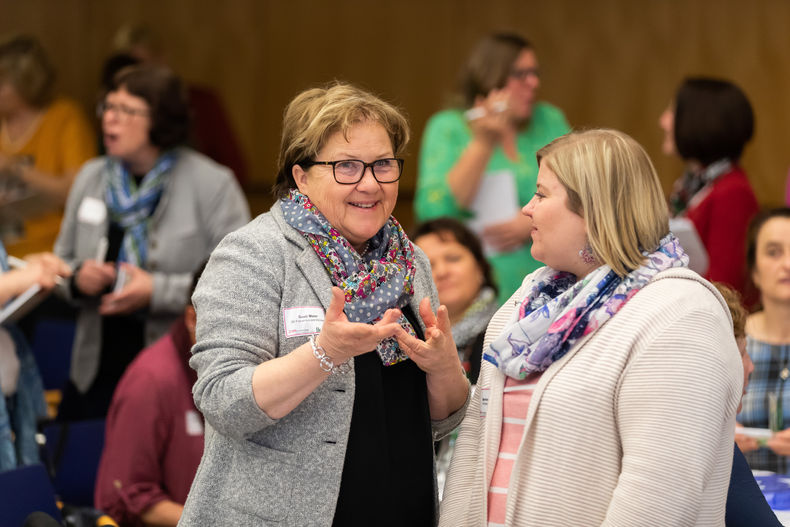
[292,164,308,193]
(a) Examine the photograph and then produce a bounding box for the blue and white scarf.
[0,242,7,273]
[105,152,176,267]
[484,234,688,379]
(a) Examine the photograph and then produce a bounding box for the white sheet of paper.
[466,170,520,256]
[0,284,45,325]
[669,217,709,275]
[738,427,773,440]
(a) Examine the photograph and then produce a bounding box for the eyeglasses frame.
[96,101,151,120]
[299,158,404,185]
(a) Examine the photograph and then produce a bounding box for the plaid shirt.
[738,336,790,472]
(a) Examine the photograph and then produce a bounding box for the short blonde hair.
[536,129,669,276]
[273,82,410,198]
[0,34,55,107]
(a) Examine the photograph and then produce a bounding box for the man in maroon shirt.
[94,265,205,526]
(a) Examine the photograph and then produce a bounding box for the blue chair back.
[30,319,75,391]
[0,463,61,526]
[42,419,105,507]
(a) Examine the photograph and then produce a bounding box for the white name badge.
[283,306,325,338]
[185,409,204,436]
[480,388,490,418]
[77,196,107,225]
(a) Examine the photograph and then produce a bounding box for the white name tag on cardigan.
[480,388,490,418]
[77,196,106,225]
[283,306,325,338]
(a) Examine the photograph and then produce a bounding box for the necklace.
[1,110,44,154]
[358,241,370,256]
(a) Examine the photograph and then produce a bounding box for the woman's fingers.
[393,326,422,356]
[435,305,452,334]
[325,286,347,322]
[418,297,437,328]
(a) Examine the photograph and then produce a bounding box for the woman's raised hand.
[468,89,518,161]
[468,89,512,145]
[395,297,461,376]
[317,287,403,365]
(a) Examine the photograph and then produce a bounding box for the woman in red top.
[659,77,759,297]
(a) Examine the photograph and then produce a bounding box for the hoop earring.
[578,242,596,265]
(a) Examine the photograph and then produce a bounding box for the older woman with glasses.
[53,64,249,419]
[415,32,570,304]
[180,82,469,526]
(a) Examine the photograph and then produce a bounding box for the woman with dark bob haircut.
[659,77,759,297]
[53,64,250,419]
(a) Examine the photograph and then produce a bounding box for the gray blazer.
[180,202,468,526]
[54,148,250,392]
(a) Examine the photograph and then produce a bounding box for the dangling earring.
[578,242,596,264]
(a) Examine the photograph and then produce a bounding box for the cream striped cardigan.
[440,268,743,526]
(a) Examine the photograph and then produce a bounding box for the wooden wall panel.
[2,0,789,226]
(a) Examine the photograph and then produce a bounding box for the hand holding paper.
[99,263,153,316]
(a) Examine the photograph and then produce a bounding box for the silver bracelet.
[309,335,350,375]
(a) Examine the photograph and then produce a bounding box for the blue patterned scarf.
[105,152,176,267]
[484,234,689,379]
[281,190,417,366]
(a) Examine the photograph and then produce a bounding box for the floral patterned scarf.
[281,189,417,366]
[484,234,689,379]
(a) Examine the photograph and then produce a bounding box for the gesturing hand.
[75,260,116,296]
[394,297,461,377]
[99,263,153,316]
[317,287,403,364]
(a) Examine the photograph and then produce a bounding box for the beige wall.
[3,0,789,225]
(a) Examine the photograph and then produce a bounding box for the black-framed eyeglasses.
[509,67,540,81]
[300,158,404,184]
[96,101,150,120]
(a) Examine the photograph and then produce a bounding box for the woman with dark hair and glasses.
[415,32,570,304]
[659,77,759,297]
[180,82,469,526]
[53,64,249,419]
